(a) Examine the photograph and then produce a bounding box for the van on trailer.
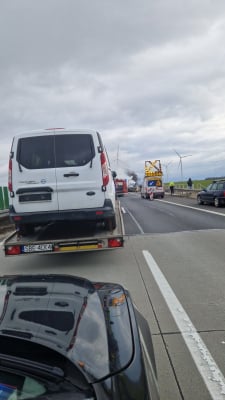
[8,128,116,235]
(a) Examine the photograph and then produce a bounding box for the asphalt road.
[1,194,225,399]
[121,193,225,234]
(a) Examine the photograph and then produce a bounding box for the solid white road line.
[143,250,225,400]
[160,199,225,217]
[126,209,144,234]
[121,206,144,233]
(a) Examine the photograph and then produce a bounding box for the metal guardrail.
[0,212,9,221]
[165,188,198,198]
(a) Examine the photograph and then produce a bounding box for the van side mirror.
[112,171,117,179]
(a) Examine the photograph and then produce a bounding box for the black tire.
[214,197,220,207]
[197,196,203,205]
[105,217,116,231]
[17,224,35,236]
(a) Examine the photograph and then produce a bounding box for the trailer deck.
[4,201,124,256]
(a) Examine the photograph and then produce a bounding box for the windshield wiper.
[0,353,64,380]
[32,393,95,400]
[33,392,95,400]
[0,354,94,398]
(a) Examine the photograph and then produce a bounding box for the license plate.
[22,244,53,253]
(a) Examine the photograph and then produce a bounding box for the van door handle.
[55,301,69,307]
[86,191,95,196]
[64,172,79,177]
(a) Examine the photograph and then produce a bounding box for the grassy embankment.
[164,179,213,190]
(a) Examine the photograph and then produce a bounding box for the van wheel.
[105,217,116,231]
[18,224,35,236]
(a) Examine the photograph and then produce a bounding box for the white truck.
[3,200,124,256]
[141,160,165,199]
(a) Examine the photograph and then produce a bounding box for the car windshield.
[0,369,94,400]
[0,372,46,399]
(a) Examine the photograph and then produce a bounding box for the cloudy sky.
[1,0,225,185]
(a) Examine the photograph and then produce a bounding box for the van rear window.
[17,134,95,169]
[17,136,54,169]
[55,134,95,167]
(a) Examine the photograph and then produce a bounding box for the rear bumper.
[153,193,164,198]
[9,199,115,225]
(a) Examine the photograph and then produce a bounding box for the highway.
[1,193,225,399]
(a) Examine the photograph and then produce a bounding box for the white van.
[8,128,116,235]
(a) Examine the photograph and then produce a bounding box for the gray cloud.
[1,0,225,185]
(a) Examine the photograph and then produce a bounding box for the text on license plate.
[22,244,53,253]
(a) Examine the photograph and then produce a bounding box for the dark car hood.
[0,274,133,382]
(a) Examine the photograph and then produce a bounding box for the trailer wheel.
[105,217,116,231]
[18,224,35,236]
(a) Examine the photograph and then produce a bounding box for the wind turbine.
[174,150,192,182]
[162,161,173,183]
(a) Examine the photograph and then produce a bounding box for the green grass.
[164,179,213,189]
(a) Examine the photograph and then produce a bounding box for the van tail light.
[101,152,109,187]
[8,158,13,192]
[13,216,22,221]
